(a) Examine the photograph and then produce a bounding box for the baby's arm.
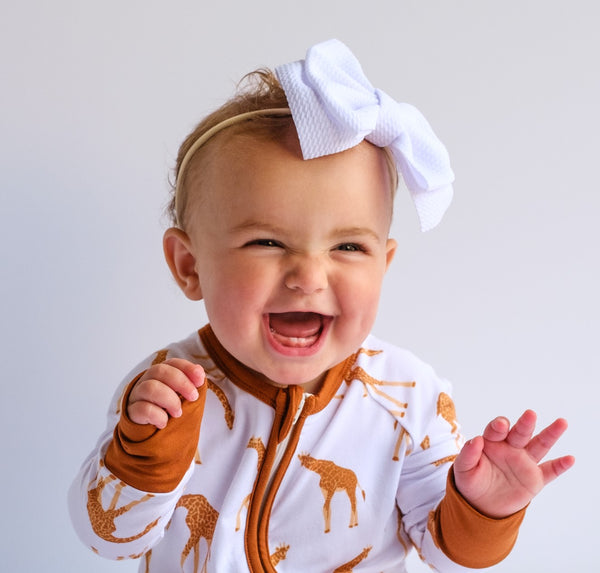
[68,357,206,559]
[424,410,574,569]
[104,358,206,492]
[453,410,574,517]
[397,381,573,570]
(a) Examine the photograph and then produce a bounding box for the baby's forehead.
[181,129,396,233]
[193,135,394,214]
[185,123,295,179]
[218,128,387,165]
[220,123,301,157]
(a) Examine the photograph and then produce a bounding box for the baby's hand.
[453,410,574,518]
[127,358,205,429]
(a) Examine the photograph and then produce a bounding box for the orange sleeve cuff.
[104,375,207,493]
[429,468,527,569]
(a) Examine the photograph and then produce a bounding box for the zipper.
[260,392,308,513]
[245,390,311,572]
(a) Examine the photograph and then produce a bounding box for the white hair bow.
[275,39,454,231]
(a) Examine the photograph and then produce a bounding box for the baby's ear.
[163,228,203,300]
[385,238,397,271]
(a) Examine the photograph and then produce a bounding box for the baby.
[69,40,574,572]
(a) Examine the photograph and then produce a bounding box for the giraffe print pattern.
[207,379,235,429]
[190,351,225,382]
[436,392,461,447]
[174,494,219,573]
[344,347,416,418]
[298,454,365,533]
[88,335,464,569]
[143,549,152,572]
[151,349,169,365]
[431,454,458,467]
[194,379,236,467]
[187,351,236,466]
[332,546,372,572]
[437,392,457,432]
[235,437,266,531]
[86,462,158,544]
[270,543,290,567]
[392,421,412,461]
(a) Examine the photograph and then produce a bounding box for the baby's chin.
[251,361,330,393]
[263,369,326,391]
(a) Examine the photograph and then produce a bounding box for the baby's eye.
[336,243,365,253]
[246,239,283,248]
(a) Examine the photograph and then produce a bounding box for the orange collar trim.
[198,324,351,414]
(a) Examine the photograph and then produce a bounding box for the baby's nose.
[284,256,328,294]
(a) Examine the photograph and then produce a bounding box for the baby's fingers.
[130,377,185,419]
[525,417,569,463]
[164,358,206,389]
[539,455,576,485]
[481,416,511,442]
[505,409,537,449]
[454,435,484,474]
[128,399,172,429]
[134,359,204,403]
[128,359,205,428]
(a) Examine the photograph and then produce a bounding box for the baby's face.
[185,134,396,392]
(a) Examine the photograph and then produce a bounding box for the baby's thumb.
[454,436,484,474]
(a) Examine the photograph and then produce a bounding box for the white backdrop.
[1,1,597,571]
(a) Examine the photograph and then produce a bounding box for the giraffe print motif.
[344,348,416,418]
[189,352,235,466]
[436,392,461,447]
[235,436,266,531]
[332,546,372,572]
[143,549,151,573]
[392,420,412,461]
[86,463,158,544]
[437,392,457,432]
[431,454,458,467]
[207,379,235,429]
[194,379,235,466]
[190,351,229,389]
[270,543,290,567]
[298,454,365,533]
[174,494,219,573]
[152,349,169,365]
[355,348,384,359]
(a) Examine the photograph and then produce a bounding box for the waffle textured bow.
[276,39,455,231]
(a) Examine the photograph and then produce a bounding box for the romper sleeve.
[429,469,526,568]
[68,348,207,560]
[395,369,525,570]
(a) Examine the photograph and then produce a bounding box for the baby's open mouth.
[268,312,326,348]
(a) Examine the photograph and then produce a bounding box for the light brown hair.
[168,69,292,228]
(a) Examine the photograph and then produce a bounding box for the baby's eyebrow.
[231,220,286,235]
[328,226,382,242]
[231,221,382,243]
